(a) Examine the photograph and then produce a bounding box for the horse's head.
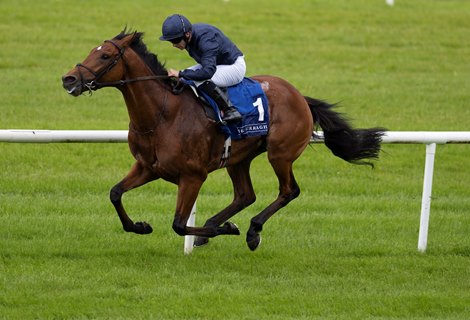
[62,33,136,96]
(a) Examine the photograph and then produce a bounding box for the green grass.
[1,0,470,319]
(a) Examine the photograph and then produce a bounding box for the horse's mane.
[114,28,168,77]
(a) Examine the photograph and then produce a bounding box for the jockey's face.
[171,32,191,50]
[172,38,186,50]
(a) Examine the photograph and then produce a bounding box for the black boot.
[198,81,242,123]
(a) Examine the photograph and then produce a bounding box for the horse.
[62,30,385,251]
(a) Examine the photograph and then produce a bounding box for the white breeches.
[188,56,246,87]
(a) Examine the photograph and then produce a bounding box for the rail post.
[418,143,436,252]
[184,203,197,255]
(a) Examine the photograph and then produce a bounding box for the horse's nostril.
[62,75,77,84]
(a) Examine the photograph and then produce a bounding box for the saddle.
[172,78,269,141]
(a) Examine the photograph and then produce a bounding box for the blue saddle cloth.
[186,78,269,140]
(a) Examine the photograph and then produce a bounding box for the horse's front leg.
[110,161,158,234]
[172,176,240,238]
[194,161,256,247]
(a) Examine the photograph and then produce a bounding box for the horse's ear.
[119,31,143,48]
[119,33,136,47]
[131,31,143,43]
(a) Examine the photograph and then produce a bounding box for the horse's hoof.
[194,236,209,247]
[247,234,261,251]
[134,221,153,234]
[222,221,240,235]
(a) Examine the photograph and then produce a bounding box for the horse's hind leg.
[194,160,257,247]
[246,160,300,251]
[110,161,158,234]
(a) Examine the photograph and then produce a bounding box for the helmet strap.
[183,32,191,48]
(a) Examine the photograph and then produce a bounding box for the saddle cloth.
[185,78,269,140]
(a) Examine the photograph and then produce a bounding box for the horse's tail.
[305,96,386,167]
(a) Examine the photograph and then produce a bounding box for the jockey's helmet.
[159,14,192,41]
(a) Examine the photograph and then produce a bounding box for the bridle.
[76,39,170,94]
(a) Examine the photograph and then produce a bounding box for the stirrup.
[222,107,242,122]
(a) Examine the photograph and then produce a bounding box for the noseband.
[76,39,170,94]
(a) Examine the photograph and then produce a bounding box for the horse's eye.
[101,54,110,60]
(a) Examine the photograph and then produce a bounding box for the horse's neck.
[119,50,213,141]
[120,55,168,133]
[122,83,167,132]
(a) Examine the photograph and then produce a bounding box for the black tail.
[305,96,386,167]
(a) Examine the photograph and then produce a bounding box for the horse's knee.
[286,180,301,201]
[292,185,300,199]
[278,185,300,207]
[110,184,123,204]
[236,192,256,210]
[244,193,257,207]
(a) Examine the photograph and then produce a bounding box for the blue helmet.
[159,14,192,41]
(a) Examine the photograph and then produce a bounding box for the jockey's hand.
[168,69,180,78]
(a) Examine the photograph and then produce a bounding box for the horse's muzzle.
[62,74,82,96]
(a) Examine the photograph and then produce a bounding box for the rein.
[91,75,171,89]
[76,39,170,93]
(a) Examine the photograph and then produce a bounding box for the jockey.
[160,14,244,123]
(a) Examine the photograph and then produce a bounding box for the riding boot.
[198,80,242,123]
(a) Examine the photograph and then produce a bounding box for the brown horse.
[62,30,384,251]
